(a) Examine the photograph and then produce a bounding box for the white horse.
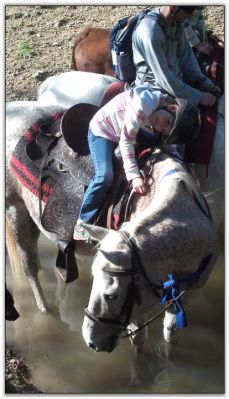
[37,70,119,108]
[81,151,219,352]
[37,71,224,227]
[6,73,224,313]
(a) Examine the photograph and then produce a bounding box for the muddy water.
[6,234,224,394]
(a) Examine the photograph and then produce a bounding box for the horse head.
[82,227,135,352]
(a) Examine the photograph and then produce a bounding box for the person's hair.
[179,6,198,14]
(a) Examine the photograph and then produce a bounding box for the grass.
[17,41,37,58]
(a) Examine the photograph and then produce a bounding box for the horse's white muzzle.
[82,316,119,353]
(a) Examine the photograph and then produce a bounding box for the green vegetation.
[17,41,37,58]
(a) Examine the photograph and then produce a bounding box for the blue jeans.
[79,129,116,223]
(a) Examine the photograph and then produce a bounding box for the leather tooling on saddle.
[10,104,98,283]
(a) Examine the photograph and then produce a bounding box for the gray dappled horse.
[81,152,219,352]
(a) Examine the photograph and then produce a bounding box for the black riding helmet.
[165,99,201,145]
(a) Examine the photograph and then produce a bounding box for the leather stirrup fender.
[56,241,79,283]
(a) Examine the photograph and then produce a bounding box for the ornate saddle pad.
[10,105,98,283]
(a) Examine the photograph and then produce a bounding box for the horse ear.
[81,223,109,242]
[98,248,130,268]
[99,249,124,266]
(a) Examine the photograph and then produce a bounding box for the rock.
[33,70,50,81]
[55,18,68,27]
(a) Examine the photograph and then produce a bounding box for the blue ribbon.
[160,273,187,329]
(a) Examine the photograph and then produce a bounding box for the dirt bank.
[6,5,224,102]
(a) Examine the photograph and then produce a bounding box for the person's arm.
[119,88,160,182]
[134,21,203,104]
[178,25,214,91]
[184,16,213,56]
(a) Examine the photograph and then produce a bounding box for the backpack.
[110,9,166,84]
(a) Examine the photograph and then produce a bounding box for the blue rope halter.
[160,254,213,328]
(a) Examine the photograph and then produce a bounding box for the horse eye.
[104,294,118,301]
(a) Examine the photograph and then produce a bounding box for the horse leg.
[6,198,48,313]
[163,310,177,343]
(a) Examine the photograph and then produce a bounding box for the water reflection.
[6,234,224,394]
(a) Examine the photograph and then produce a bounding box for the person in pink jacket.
[73,85,200,241]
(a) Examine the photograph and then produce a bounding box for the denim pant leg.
[79,130,116,223]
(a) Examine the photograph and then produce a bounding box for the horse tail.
[6,217,21,275]
[71,27,92,70]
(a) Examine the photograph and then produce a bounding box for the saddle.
[11,104,99,283]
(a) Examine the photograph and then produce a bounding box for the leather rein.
[84,230,162,338]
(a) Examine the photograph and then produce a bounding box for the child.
[73,85,200,240]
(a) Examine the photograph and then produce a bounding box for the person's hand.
[196,41,214,57]
[209,85,222,97]
[199,92,217,107]
[132,176,146,194]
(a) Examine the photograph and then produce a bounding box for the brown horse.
[71,26,224,91]
[72,27,115,77]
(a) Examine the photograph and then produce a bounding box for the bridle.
[84,230,162,338]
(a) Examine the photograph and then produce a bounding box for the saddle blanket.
[10,111,64,204]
